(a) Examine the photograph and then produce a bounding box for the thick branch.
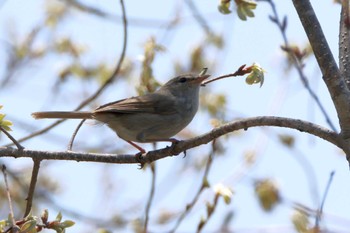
[339,1,350,87]
[292,0,350,139]
[0,117,341,164]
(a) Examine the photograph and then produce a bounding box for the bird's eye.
[179,77,187,83]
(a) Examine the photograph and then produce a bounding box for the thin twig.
[144,163,156,233]
[5,0,128,146]
[196,192,220,233]
[287,147,320,208]
[67,119,86,150]
[24,159,41,217]
[0,126,24,150]
[201,64,251,85]
[258,0,337,132]
[2,165,19,232]
[170,140,216,233]
[315,171,335,228]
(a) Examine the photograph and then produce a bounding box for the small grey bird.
[32,74,210,153]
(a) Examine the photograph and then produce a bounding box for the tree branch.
[339,0,350,88]
[291,0,350,140]
[0,117,342,164]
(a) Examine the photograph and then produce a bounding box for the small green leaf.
[235,0,257,21]
[0,119,13,131]
[0,219,9,231]
[0,106,13,131]
[20,220,37,233]
[55,212,62,222]
[237,6,247,20]
[218,0,232,14]
[59,220,75,228]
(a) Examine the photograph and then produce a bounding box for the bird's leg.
[125,140,146,168]
[126,140,146,154]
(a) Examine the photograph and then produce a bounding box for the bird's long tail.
[32,111,93,119]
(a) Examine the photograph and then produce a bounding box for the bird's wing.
[94,93,178,115]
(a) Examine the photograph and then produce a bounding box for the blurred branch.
[23,159,41,218]
[315,171,335,229]
[258,0,337,132]
[170,140,216,233]
[63,0,175,28]
[185,0,213,35]
[6,0,128,146]
[0,116,342,164]
[1,26,41,87]
[284,146,320,208]
[1,165,20,233]
[144,163,156,233]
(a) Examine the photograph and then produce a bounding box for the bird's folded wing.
[94,93,178,115]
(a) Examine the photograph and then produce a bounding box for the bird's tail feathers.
[31,111,93,119]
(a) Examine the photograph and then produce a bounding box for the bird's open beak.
[194,74,210,84]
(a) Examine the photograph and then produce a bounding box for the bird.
[32,74,210,153]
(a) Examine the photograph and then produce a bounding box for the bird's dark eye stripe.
[179,77,187,83]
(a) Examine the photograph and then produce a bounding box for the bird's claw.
[136,152,145,169]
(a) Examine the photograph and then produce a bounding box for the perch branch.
[0,116,342,164]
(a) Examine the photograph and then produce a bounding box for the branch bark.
[339,0,350,87]
[292,0,350,140]
[0,117,342,165]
